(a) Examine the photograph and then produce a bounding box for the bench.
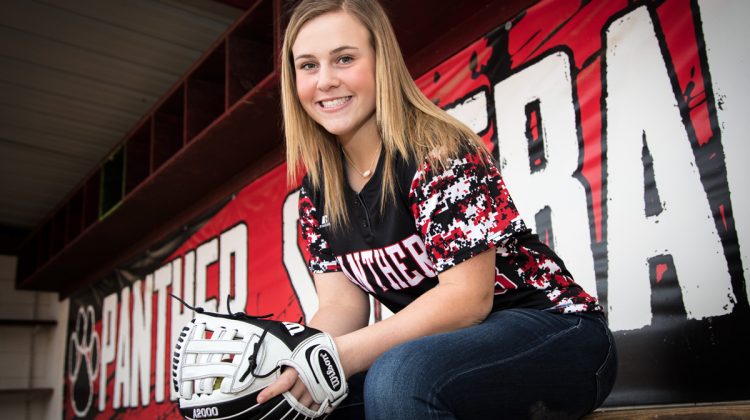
[586,401,750,419]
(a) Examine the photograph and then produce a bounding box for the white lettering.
[360,250,388,291]
[494,50,598,298]
[385,243,424,286]
[130,277,152,407]
[170,255,193,400]
[282,322,306,336]
[344,253,376,292]
[374,249,408,290]
[113,288,130,409]
[193,406,219,418]
[604,7,734,330]
[153,264,171,403]
[90,228,256,409]
[98,293,118,411]
[335,256,357,288]
[446,90,489,134]
[320,352,340,389]
[402,235,438,278]
[220,224,248,314]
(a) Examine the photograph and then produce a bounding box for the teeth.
[320,96,351,108]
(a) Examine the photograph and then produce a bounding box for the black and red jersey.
[298,146,601,314]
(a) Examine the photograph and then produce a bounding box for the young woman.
[258,0,617,418]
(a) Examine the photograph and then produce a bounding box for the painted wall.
[62,0,750,417]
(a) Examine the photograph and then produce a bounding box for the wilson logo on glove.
[170,295,348,420]
[282,321,306,336]
[318,350,342,391]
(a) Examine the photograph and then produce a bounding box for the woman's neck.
[338,118,381,166]
[338,117,382,192]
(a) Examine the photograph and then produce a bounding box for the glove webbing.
[171,294,281,382]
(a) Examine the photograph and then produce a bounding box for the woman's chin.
[319,124,351,138]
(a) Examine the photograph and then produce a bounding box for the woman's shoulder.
[414,139,490,177]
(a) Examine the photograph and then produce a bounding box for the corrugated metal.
[0,0,242,229]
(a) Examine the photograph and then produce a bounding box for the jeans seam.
[591,318,616,412]
[433,315,584,399]
[592,342,614,411]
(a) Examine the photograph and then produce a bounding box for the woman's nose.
[317,66,340,90]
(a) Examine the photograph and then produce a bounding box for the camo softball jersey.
[299,146,601,314]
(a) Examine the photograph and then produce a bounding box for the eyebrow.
[294,45,359,62]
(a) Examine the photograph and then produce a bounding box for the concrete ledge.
[587,401,750,419]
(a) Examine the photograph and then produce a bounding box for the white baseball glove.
[171,299,347,420]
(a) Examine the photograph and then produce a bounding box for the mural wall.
[64,0,750,417]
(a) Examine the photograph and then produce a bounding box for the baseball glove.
[171,297,348,420]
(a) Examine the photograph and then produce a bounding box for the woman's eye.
[338,55,354,64]
[299,62,316,71]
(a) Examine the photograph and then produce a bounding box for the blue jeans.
[330,308,617,420]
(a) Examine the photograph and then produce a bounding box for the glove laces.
[170,294,280,381]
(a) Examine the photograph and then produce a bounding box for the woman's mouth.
[318,96,352,109]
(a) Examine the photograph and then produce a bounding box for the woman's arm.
[336,246,496,375]
[257,247,496,404]
[308,271,371,336]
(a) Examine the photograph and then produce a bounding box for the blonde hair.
[282,0,486,230]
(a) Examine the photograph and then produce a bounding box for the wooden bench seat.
[586,401,750,419]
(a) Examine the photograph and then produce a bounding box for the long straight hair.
[282,0,487,231]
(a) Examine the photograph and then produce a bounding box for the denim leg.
[363,309,617,420]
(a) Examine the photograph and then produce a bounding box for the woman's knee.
[364,339,436,404]
[366,341,420,393]
[364,340,449,419]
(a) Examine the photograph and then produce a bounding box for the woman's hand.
[256,269,368,411]
[256,367,320,411]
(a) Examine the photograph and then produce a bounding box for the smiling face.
[291,11,377,142]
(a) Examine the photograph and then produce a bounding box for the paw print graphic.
[67,305,100,417]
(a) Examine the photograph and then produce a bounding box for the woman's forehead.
[292,11,370,56]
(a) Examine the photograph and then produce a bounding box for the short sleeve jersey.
[298,147,601,314]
